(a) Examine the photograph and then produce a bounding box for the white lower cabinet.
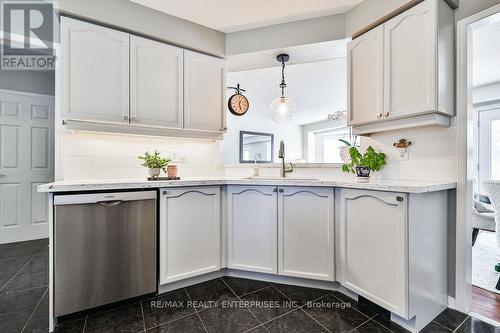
[159,187,221,284]
[227,186,278,274]
[338,189,408,318]
[278,187,335,281]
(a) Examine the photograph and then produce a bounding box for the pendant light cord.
[280,58,286,98]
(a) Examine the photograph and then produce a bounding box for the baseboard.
[447,296,456,309]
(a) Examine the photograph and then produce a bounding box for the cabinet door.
[278,187,334,281]
[130,36,183,128]
[61,17,129,123]
[184,50,225,132]
[227,186,278,274]
[338,189,408,318]
[384,0,436,119]
[159,187,221,284]
[347,25,384,126]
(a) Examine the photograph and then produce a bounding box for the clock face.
[228,94,249,116]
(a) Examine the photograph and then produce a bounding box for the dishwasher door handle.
[97,200,123,207]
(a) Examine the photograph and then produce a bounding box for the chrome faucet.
[278,140,294,178]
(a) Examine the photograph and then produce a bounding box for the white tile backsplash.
[58,118,458,183]
[360,118,457,182]
[59,131,223,180]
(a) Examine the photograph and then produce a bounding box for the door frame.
[456,4,500,313]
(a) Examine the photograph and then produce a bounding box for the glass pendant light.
[270,54,296,123]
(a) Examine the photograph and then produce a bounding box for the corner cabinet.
[278,187,335,281]
[184,51,226,133]
[159,187,221,285]
[226,186,278,274]
[338,189,408,317]
[337,188,448,325]
[61,17,130,123]
[59,17,225,139]
[348,0,454,135]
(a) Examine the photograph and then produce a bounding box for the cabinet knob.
[162,190,168,195]
[384,112,390,117]
[273,188,278,192]
[377,113,383,118]
[396,196,404,202]
[279,189,284,193]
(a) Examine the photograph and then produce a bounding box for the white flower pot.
[148,168,161,178]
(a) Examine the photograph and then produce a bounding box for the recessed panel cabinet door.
[347,25,384,126]
[130,36,183,128]
[227,186,278,274]
[338,189,409,318]
[278,187,334,281]
[184,50,225,132]
[384,0,436,119]
[61,17,129,123]
[159,187,221,284]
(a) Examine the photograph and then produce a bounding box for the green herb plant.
[341,146,386,174]
[138,151,171,172]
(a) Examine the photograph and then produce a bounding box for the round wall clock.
[227,84,249,116]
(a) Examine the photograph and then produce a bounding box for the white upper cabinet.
[338,189,409,318]
[278,187,335,281]
[384,0,436,119]
[159,187,221,285]
[347,25,384,126]
[130,36,183,128]
[227,186,278,274]
[347,0,454,133]
[184,50,226,132]
[61,17,129,123]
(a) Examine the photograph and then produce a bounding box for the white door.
[478,108,500,193]
[278,187,334,281]
[61,17,130,123]
[227,186,278,274]
[130,36,183,128]
[0,90,54,244]
[384,0,436,120]
[338,189,408,318]
[159,187,221,284]
[347,25,385,126]
[184,50,225,132]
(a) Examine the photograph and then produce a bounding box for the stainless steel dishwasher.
[54,191,157,317]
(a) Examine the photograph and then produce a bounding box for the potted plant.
[138,151,171,178]
[341,146,386,182]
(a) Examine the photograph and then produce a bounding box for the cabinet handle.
[396,196,404,202]
[384,112,390,117]
[279,189,284,193]
[377,113,383,118]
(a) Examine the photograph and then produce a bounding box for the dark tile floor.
[1,239,499,333]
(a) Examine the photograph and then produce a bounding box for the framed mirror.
[239,131,274,163]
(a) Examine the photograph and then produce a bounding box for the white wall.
[220,115,303,164]
[58,131,223,180]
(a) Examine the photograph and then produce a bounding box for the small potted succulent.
[138,150,171,178]
[341,146,386,182]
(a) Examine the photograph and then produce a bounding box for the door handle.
[97,200,123,207]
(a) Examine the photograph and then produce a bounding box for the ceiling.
[473,17,500,87]
[227,58,347,125]
[129,0,363,32]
